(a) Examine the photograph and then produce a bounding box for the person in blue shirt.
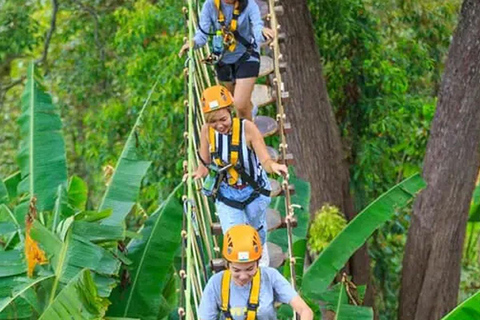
[179,0,274,120]
[198,224,313,320]
[193,85,288,267]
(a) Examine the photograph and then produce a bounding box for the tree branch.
[1,77,25,92]
[71,0,105,62]
[35,0,59,66]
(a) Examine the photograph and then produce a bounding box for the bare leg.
[233,77,256,120]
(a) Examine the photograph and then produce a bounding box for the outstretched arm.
[290,295,314,320]
[246,121,288,176]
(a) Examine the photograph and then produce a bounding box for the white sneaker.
[259,243,270,267]
[251,103,258,120]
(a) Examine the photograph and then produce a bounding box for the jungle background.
[1,0,480,319]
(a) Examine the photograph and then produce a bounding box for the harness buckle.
[246,302,258,311]
[223,30,236,47]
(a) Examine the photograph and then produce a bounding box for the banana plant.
[268,174,311,286]
[440,290,480,320]
[98,80,161,226]
[302,173,426,298]
[333,280,373,319]
[16,63,67,212]
[107,183,184,320]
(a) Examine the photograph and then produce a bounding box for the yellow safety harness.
[214,0,240,52]
[208,117,270,209]
[209,117,241,185]
[221,269,261,320]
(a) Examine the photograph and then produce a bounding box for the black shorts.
[215,58,260,82]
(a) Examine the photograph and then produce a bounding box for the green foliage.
[97,79,157,226]
[308,205,347,254]
[334,282,373,319]
[17,63,67,212]
[302,174,425,298]
[440,290,480,320]
[107,183,183,319]
[0,0,38,63]
[38,269,108,320]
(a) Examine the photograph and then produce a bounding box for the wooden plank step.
[251,84,276,108]
[269,179,281,197]
[266,208,282,231]
[280,153,294,165]
[254,116,278,137]
[280,184,296,196]
[211,222,222,236]
[211,258,226,272]
[266,146,279,162]
[267,242,286,268]
[259,56,274,77]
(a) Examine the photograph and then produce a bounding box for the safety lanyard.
[221,269,261,320]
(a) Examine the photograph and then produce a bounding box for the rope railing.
[180,1,297,318]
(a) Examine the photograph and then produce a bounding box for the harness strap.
[220,269,261,320]
[208,118,241,185]
[216,191,260,210]
[214,0,241,51]
[246,270,261,320]
[221,269,233,320]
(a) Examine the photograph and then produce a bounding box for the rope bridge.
[179,0,298,318]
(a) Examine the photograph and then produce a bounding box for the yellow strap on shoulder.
[209,127,223,167]
[215,0,225,23]
[231,1,240,32]
[245,269,261,320]
[221,270,233,320]
[227,118,241,184]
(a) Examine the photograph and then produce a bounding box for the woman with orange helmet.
[179,0,274,120]
[198,225,313,320]
[193,85,288,267]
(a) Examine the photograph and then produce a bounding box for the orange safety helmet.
[223,225,262,262]
[201,85,234,114]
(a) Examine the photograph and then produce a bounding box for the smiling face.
[206,108,232,134]
[229,261,258,286]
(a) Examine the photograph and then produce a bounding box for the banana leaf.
[38,269,108,320]
[0,179,8,204]
[0,275,54,314]
[107,183,183,319]
[0,275,53,319]
[3,172,21,201]
[440,290,480,320]
[330,282,373,319]
[268,175,311,249]
[17,63,67,211]
[98,80,161,226]
[0,204,23,249]
[0,250,27,277]
[302,174,426,298]
[30,219,123,297]
[468,185,480,222]
[68,176,88,211]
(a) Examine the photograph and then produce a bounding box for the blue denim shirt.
[194,0,265,64]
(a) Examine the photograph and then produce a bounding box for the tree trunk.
[399,1,480,319]
[279,0,371,297]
